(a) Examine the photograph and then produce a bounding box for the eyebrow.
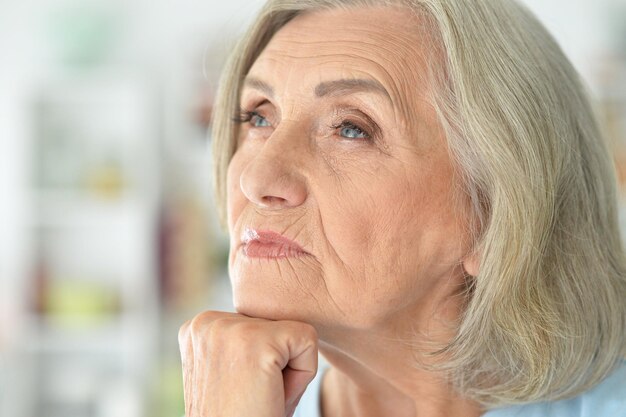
[243,77,275,99]
[243,76,392,103]
[315,79,392,102]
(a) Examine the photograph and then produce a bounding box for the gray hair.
[210,0,626,408]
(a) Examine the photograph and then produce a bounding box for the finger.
[186,313,252,415]
[284,363,317,412]
[276,322,319,405]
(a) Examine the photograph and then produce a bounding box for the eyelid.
[332,119,371,140]
[235,101,384,146]
[330,108,381,142]
[239,97,276,118]
[234,103,273,126]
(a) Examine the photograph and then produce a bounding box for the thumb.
[283,364,317,404]
[282,332,318,413]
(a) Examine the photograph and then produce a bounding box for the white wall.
[520,0,626,93]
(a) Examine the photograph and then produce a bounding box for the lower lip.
[242,241,308,258]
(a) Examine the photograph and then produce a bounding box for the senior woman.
[178,0,626,416]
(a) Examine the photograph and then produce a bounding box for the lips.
[240,227,309,258]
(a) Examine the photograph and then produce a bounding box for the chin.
[230,282,320,325]
[228,251,329,325]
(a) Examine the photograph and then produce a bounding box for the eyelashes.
[232,109,276,131]
[330,120,371,140]
[233,107,378,142]
[232,110,261,125]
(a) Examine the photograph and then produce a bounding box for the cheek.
[323,156,464,289]
[327,175,421,273]
[226,153,247,232]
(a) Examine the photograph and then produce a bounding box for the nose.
[239,129,308,210]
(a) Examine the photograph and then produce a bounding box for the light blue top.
[294,359,626,417]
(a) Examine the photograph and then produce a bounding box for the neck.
[315,290,486,417]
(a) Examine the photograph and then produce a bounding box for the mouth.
[239,227,310,259]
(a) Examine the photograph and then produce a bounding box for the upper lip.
[240,227,309,254]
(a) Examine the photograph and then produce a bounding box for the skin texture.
[179,5,484,417]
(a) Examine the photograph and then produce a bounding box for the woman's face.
[226,6,474,332]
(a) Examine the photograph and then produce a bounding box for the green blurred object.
[44,278,121,326]
[48,2,121,69]
[148,359,185,417]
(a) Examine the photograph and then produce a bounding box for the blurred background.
[0,1,625,416]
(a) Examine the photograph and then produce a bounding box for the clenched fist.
[178,311,319,417]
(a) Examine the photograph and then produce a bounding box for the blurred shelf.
[1,67,163,417]
[19,314,134,354]
[31,189,148,229]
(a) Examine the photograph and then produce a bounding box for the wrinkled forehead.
[246,6,436,122]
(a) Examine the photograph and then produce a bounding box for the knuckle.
[300,322,318,340]
[212,320,264,355]
[207,316,238,335]
[189,314,206,336]
[178,319,192,346]
[233,323,262,348]
[214,319,253,344]
[179,311,230,348]
[288,321,318,341]
[197,310,226,321]
[193,317,242,350]
[181,312,273,360]
[189,311,227,336]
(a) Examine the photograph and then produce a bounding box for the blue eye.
[338,121,369,140]
[250,112,271,128]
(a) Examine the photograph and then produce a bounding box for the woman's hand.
[178,311,319,417]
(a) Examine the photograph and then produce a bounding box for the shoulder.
[293,359,626,417]
[485,359,626,417]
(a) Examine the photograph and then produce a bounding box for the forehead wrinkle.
[250,9,435,138]
[272,7,426,54]
[253,52,411,130]
[334,51,413,130]
[266,36,418,63]
[278,7,421,44]
[264,33,423,125]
